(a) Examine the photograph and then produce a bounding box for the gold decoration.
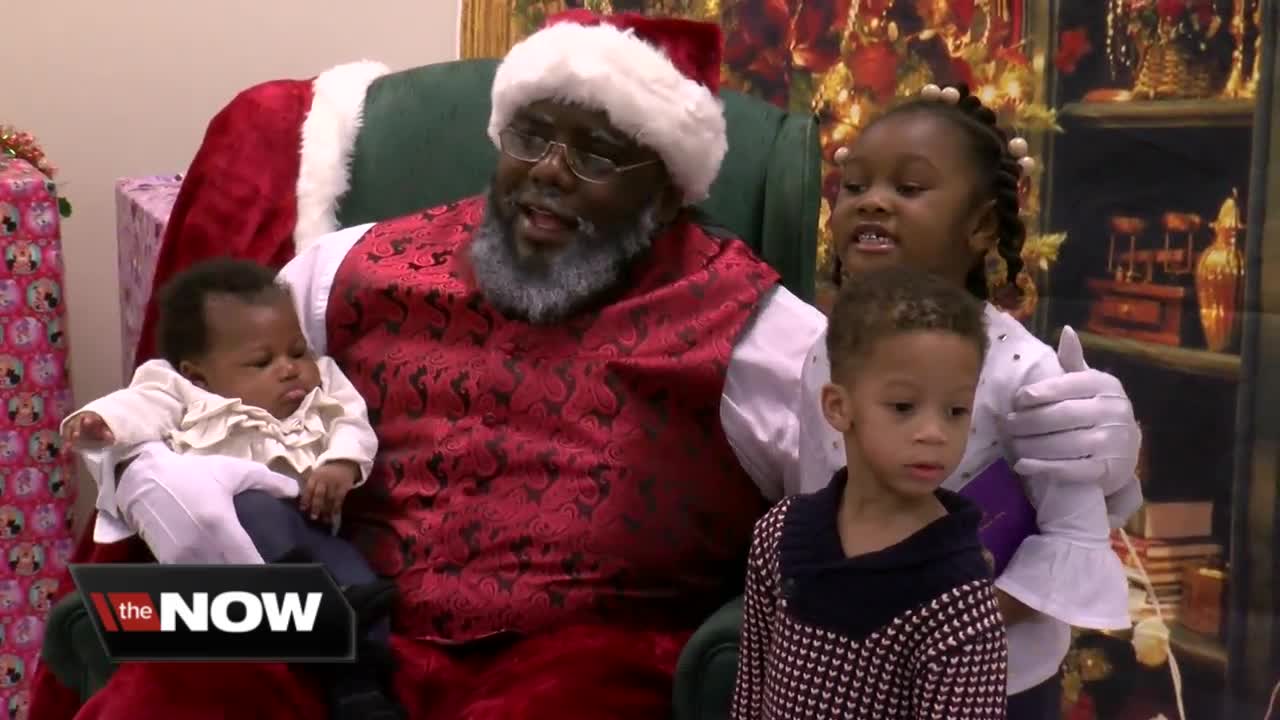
[1024,231,1067,273]
[1245,0,1262,97]
[816,197,834,273]
[1161,212,1202,277]
[1221,0,1253,98]
[1133,617,1172,668]
[460,0,569,59]
[1076,646,1114,681]
[1194,189,1246,352]
[1122,0,1217,99]
[1105,0,1129,78]
[1133,36,1212,99]
[1107,216,1146,283]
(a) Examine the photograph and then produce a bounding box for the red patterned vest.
[326,196,780,643]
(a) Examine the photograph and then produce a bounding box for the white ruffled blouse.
[64,357,377,533]
[796,304,1131,695]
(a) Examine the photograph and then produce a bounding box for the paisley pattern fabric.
[326,196,780,642]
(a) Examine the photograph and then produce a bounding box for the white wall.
[6,0,461,416]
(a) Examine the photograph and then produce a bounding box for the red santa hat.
[488,10,727,205]
[133,60,389,367]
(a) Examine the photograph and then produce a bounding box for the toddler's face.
[182,294,321,419]
[829,112,994,288]
[823,330,981,500]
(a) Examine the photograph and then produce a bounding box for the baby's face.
[183,294,321,419]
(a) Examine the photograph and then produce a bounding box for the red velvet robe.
[30,199,779,720]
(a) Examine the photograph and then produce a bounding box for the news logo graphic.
[69,563,356,662]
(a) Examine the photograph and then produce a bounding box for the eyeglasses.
[498,128,658,183]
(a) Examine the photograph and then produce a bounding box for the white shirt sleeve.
[990,344,1131,632]
[277,223,375,355]
[62,360,187,449]
[719,286,828,502]
[963,310,1131,692]
[62,361,188,537]
[313,356,379,486]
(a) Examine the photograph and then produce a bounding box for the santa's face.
[477,101,679,323]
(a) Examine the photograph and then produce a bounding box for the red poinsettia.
[846,41,900,101]
[724,0,850,106]
[994,46,1030,67]
[941,56,975,89]
[1063,692,1097,720]
[791,0,849,71]
[1156,0,1187,20]
[1054,27,1092,74]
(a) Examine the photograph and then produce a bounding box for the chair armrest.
[672,596,744,720]
[41,592,116,703]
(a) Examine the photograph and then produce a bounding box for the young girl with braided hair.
[794,84,1132,718]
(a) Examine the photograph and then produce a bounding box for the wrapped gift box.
[115,175,181,379]
[0,158,79,712]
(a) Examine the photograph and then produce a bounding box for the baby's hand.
[62,412,116,450]
[301,461,359,523]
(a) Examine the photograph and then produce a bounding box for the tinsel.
[0,124,72,218]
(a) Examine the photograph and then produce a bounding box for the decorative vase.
[1194,190,1245,353]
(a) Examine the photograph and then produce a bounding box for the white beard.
[469,185,660,324]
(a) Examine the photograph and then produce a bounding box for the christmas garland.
[0,124,72,218]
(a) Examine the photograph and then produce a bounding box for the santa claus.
[31,9,1143,720]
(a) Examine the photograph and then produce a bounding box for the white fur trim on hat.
[488,22,726,205]
[295,59,391,252]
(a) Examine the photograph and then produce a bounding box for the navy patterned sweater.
[730,469,1009,719]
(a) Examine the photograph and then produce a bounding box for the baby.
[62,258,401,720]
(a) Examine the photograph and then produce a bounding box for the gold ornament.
[1133,616,1172,668]
[1076,647,1114,681]
[1245,0,1261,97]
[1222,0,1253,98]
[1194,189,1246,352]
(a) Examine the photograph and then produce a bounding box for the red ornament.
[1054,28,1093,74]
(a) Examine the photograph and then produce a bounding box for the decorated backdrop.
[462,0,1065,320]
[460,1,1273,717]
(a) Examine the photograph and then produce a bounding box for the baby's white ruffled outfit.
[64,357,377,562]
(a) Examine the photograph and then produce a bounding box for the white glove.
[1005,326,1142,496]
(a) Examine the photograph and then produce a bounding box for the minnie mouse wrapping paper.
[0,158,79,719]
[115,175,180,380]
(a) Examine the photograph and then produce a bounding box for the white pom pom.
[920,83,942,100]
[940,86,961,104]
[833,146,850,164]
[1018,155,1036,174]
[1008,137,1029,158]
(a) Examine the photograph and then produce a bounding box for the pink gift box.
[0,158,79,711]
[115,174,181,379]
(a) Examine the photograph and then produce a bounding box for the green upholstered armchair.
[40,57,821,719]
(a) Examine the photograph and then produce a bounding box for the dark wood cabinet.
[1029,0,1279,715]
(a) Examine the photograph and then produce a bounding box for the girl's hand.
[63,412,116,449]
[996,589,1036,625]
[301,461,358,523]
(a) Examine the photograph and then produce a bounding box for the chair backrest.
[336,58,821,302]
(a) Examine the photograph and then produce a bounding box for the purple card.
[957,458,1039,576]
